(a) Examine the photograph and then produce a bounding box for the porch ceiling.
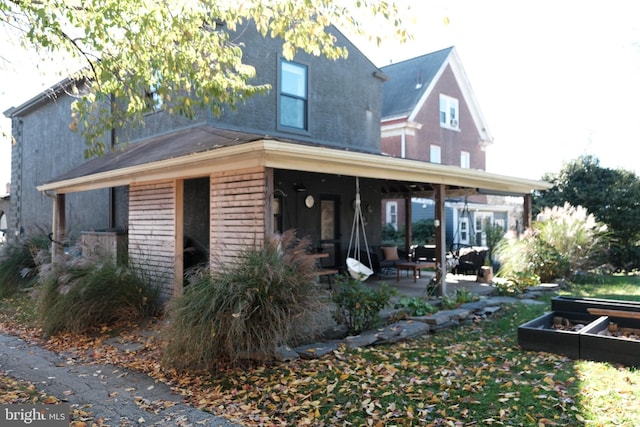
[37,125,551,195]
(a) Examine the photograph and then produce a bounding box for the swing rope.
[346,177,373,280]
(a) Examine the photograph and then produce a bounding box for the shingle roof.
[46,125,266,183]
[380,47,453,119]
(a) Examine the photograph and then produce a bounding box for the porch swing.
[346,177,374,281]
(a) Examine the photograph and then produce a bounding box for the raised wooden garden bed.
[520,297,640,367]
[517,311,599,359]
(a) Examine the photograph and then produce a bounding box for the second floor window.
[280,60,308,130]
[439,94,459,130]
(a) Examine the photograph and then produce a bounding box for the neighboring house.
[4,24,549,299]
[378,46,519,248]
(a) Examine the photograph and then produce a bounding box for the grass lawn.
[1,275,640,425]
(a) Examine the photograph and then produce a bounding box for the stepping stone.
[294,341,340,359]
[375,321,431,343]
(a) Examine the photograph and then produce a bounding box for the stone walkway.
[0,333,242,426]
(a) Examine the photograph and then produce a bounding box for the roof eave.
[37,140,551,195]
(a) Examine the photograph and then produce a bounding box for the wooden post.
[434,184,447,296]
[523,194,532,229]
[51,193,66,262]
[265,168,275,239]
[404,191,412,254]
[174,179,184,297]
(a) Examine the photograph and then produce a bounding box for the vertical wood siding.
[128,181,176,301]
[211,167,267,266]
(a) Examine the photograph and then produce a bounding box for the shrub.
[331,275,396,334]
[495,204,609,282]
[0,232,50,298]
[36,255,160,335]
[162,230,328,370]
[440,288,478,309]
[394,296,436,316]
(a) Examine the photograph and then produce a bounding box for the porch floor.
[364,269,497,299]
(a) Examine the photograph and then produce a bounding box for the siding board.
[129,181,176,301]
[211,167,267,266]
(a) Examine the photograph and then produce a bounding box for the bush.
[440,288,478,310]
[495,204,609,282]
[394,296,436,316]
[162,230,328,370]
[331,275,396,334]
[36,256,160,335]
[0,232,50,298]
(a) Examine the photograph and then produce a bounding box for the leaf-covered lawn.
[1,283,640,426]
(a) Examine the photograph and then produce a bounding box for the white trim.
[38,139,551,195]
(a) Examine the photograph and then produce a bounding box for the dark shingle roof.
[44,125,265,184]
[380,47,453,119]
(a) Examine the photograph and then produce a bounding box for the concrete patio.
[364,269,498,300]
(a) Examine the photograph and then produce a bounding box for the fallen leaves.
[1,299,638,425]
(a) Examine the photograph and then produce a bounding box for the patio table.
[395,261,436,283]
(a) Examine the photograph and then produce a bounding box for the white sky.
[2,0,640,192]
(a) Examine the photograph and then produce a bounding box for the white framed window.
[460,151,470,168]
[459,217,469,244]
[439,94,459,129]
[279,60,308,130]
[474,212,493,246]
[430,145,441,164]
[386,201,398,230]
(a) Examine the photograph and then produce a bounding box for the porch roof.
[37,124,550,195]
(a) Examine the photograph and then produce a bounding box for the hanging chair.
[346,177,374,281]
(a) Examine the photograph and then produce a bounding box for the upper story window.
[430,145,441,164]
[460,151,470,168]
[279,60,308,130]
[439,94,459,130]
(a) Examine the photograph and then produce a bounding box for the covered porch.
[37,125,550,301]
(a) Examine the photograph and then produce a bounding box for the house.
[4,23,549,299]
[378,47,519,249]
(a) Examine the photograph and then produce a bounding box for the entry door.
[319,196,340,268]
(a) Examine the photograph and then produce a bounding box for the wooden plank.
[587,308,640,320]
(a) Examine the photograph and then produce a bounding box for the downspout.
[401,127,406,158]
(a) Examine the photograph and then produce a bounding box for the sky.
[2,0,640,192]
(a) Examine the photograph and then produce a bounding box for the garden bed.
[520,296,640,367]
[517,311,599,359]
[580,315,640,366]
[551,296,640,314]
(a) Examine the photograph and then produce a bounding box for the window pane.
[321,200,335,240]
[280,96,305,129]
[281,62,306,96]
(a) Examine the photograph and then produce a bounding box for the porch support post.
[523,193,532,229]
[51,193,66,262]
[434,184,447,296]
[404,191,412,253]
[265,168,275,239]
[174,179,184,297]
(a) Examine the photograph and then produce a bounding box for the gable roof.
[380,46,493,144]
[37,124,549,196]
[380,46,453,119]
